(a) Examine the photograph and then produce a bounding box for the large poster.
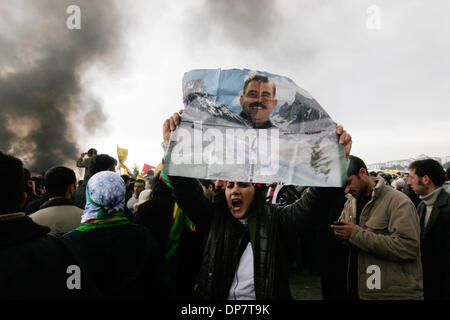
[164,68,347,187]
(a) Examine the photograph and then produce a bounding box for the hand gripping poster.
[164,68,347,187]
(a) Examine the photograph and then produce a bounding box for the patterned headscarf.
[80,171,126,224]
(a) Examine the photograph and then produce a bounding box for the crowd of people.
[1,77,449,300]
[3,141,450,300]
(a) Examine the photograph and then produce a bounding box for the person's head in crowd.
[87,148,97,157]
[402,172,410,180]
[78,180,84,188]
[240,74,278,127]
[199,179,215,200]
[377,171,384,177]
[369,171,377,177]
[219,181,267,219]
[23,168,34,196]
[214,180,226,192]
[88,154,117,178]
[408,159,445,196]
[394,178,405,191]
[81,171,125,223]
[0,152,26,215]
[344,155,375,199]
[31,176,45,196]
[44,166,76,200]
[133,179,146,198]
[383,174,393,186]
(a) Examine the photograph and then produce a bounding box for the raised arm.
[168,175,215,232]
[76,153,89,168]
[162,109,215,231]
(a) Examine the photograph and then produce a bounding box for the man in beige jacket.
[76,148,97,181]
[331,156,423,300]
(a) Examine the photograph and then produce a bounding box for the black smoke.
[182,0,314,75]
[0,0,123,173]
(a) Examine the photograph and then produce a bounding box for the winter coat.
[339,178,423,300]
[133,197,204,299]
[417,189,450,299]
[0,213,95,299]
[64,223,169,299]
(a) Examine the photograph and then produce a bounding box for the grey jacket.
[339,178,423,300]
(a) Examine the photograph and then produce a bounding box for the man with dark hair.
[331,155,423,300]
[76,147,97,181]
[403,174,421,208]
[30,166,83,234]
[74,153,118,209]
[239,74,278,128]
[408,159,450,299]
[199,179,215,200]
[214,180,226,192]
[88,154,117,177]
[126,179,146,214]
[23,169,51,215]
[0,152,93,298]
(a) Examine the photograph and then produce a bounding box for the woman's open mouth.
[231,199,243,211]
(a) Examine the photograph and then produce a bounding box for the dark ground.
[289,269,322,300]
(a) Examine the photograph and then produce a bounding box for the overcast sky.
[1,0,449,175]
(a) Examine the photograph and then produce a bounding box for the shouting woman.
[163,111,352,300]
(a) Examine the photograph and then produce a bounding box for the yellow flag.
[154,161,163,176]
[117,145,128,164]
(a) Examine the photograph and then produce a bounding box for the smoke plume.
[0,0,122,173]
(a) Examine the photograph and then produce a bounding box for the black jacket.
[133,198,204,299]
[0,214,95,299]
[418,189,450,299]
[170,176,342,299]
[64,223,169,299]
